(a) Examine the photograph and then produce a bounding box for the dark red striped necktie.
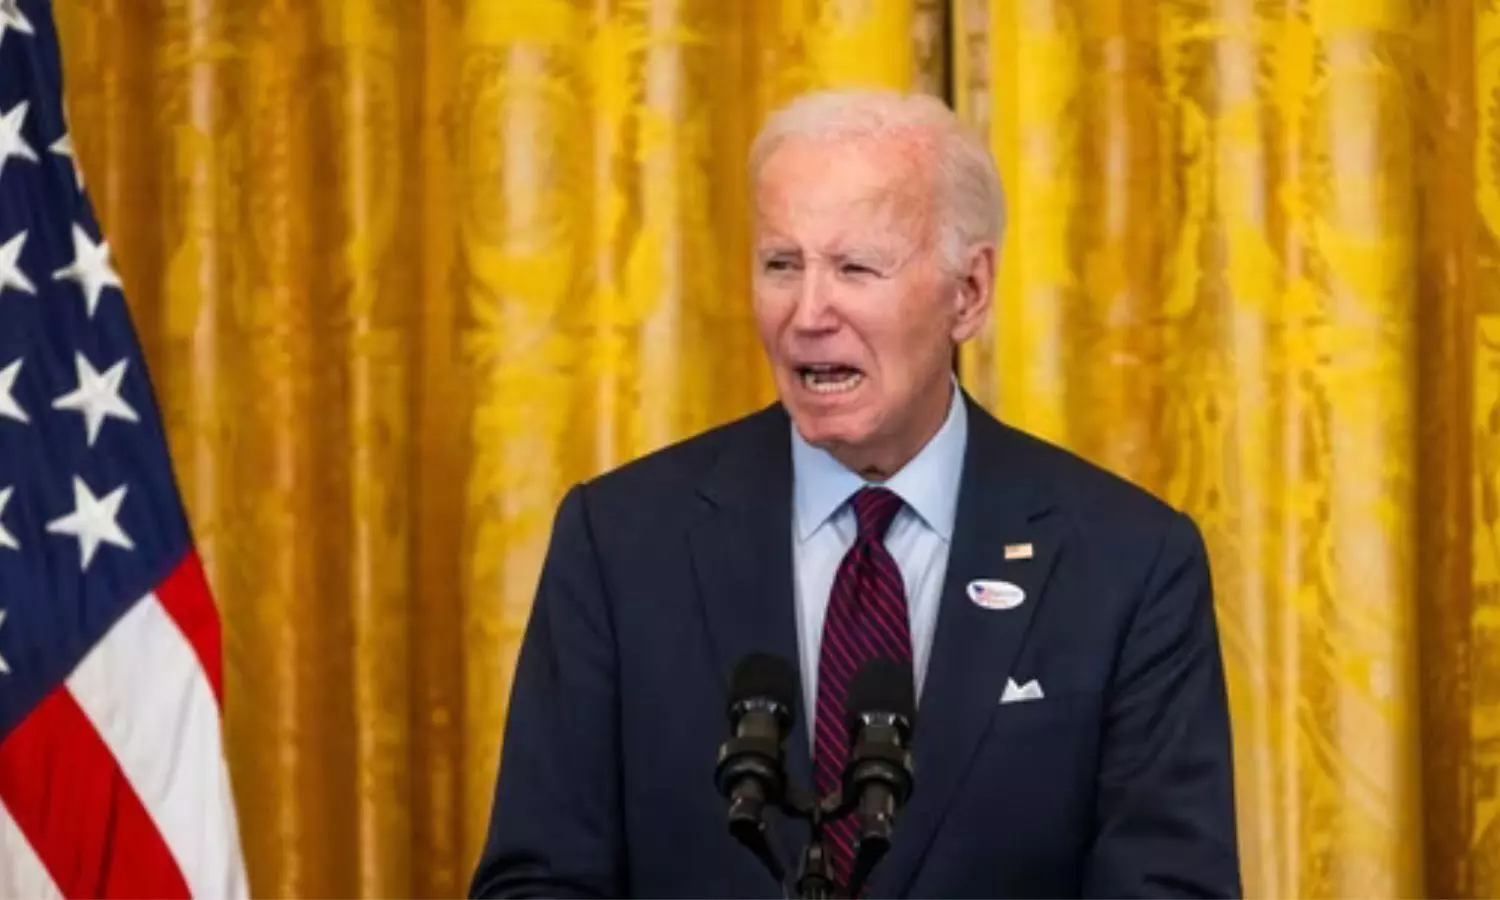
[813,486,913,887]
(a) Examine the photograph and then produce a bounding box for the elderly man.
[469,89,1241,898]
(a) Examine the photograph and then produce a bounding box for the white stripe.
[0,798,64,900]
[66,593,248,899]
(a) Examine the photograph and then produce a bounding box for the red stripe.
[0,686,191,898]
[813,728,845,780]
[813,743,842,780]
[831,556,861,604]
[852,489,901,537]
[824,821,855,881]
[822,591,864,661]
[815,715,845,752]
[860,594,909,660]
[819,660,852,701]
[863,561,909,620]
[865,554,901,588]
[826,822,855,854]
[154,550,224,705]
[870,554,903,588]
[849,627,884,668]
[814,701,846,748]
[814,757,843,794]
[819,633,858,687]
[814,744,849,787]
[814,711,846,757]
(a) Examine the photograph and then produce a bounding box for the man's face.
[751,134,989,475]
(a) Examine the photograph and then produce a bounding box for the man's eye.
[841,263,877,277]
[764,259,797,272]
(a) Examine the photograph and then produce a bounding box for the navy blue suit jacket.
[470,394,1241,898]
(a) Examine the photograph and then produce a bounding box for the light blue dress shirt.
[789,381,968,724]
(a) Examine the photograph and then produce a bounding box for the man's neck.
[831,382,955,481]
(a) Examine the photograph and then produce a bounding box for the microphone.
[842,659,916,897]
[715,652,799,884]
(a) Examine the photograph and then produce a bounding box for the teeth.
[800,369,863,394]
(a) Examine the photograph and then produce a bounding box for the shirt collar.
[791,379,968,543]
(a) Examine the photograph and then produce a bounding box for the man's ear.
[950,243,995,342]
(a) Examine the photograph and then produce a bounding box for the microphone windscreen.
[845,659,916,734]
[728,652,799,712]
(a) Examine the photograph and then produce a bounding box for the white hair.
[748,88,1006,269]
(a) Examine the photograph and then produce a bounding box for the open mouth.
[795,363,864,395]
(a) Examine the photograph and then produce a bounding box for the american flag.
[0,1,247,896]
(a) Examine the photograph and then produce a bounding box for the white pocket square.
[1000,677,1045,704]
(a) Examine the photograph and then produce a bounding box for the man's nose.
[790,268,837,332]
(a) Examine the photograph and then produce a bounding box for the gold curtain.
[48,0,1492,897]
[53,0,943,897]
[955,0,1494,896]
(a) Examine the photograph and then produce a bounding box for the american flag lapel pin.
[1004,542,1034,561]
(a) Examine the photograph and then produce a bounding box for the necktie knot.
[850,486,902,541]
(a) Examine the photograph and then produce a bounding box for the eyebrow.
[754,244,912,267]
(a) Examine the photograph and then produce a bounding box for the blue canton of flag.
[0,1,246,897]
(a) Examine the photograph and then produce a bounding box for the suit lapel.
[871,399,1065,898]
[685,405,814,872]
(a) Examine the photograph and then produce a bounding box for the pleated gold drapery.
[47,0,1492,897]
[954,1,1496,896]
[53,1,942,897]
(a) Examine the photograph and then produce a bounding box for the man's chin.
[788,410,875,455]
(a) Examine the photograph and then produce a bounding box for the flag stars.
[51,130,82,188]
[52,224,121,318]
[0,231,34,298]
[0,358,27,424]
[46,477,134,571]
[0,610,9,675]
[0,101,38,178]
[0,486,16,551]
[0,0,33,52]
[53,352,139,446]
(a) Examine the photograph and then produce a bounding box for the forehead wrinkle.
[758,138,931,208]
[754,147,940,265]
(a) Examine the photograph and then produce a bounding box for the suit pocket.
[989,689,1093,734]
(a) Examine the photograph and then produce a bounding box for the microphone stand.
[717,661,911,899]
[731,774,898,898]
[792,800,837,900]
